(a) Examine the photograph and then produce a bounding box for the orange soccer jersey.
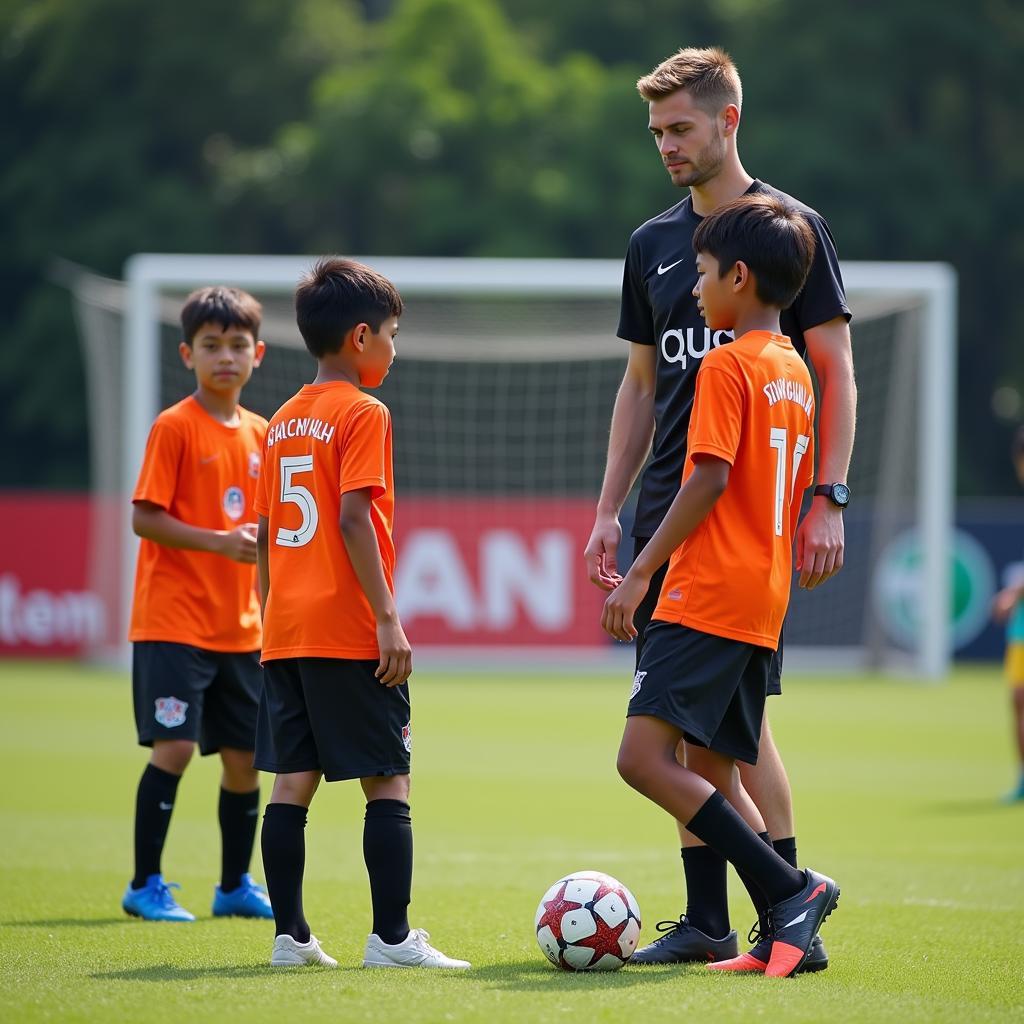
[254,381,395,661]
[130,396,267,651]
[653,331,815,649]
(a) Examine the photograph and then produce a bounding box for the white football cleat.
[362,928,471,969]
[270,933,338,968]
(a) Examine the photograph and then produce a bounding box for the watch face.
[833,484,851,506]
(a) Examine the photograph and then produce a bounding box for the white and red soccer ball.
[535,871,641,971]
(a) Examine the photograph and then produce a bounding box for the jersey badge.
[223,486,245,520]
[248,451,261,479]
[154,696,189,728]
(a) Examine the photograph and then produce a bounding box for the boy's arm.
[132,501,257,563]
[256,515,270,613]
[602,456,729,642]
[339,488,411,687]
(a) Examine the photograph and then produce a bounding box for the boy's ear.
[253,339,266,367]
[349,323,369,352]
[178,340,194,369]
[732,260,750,291]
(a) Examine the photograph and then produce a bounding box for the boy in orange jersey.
[253,257,469,970]
[124,286,273,923]
[603,194,839,978]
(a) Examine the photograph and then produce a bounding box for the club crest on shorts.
[401,722,412,753]
[223,486,245,520]
[248,451,261,479]
[154,696,189,728]
[630,671,647,699]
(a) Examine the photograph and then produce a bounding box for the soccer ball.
[534,870,641,971]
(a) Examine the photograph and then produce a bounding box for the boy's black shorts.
[632,536,783,696]
[627,621,773,765]
[254,657,411,782]
[132,641,261,755]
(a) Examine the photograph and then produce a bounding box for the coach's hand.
[585,513,623,591]
[601,572,647,642]
[796,499,844,590]
[376,619,413,687]
[218,523,259,564]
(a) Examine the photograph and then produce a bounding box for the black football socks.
[734,831,774,933]
[132,763,181,889]
[686,793,804,905]
[261,802,311,943]
[363,799,413,946]
[681,845,731,938]
[773,835,799,870]
[219,787,260,893]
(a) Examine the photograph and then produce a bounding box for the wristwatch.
[814,483,851,509]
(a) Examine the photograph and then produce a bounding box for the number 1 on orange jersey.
[768,427,810,537]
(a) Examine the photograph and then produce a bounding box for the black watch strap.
[814,483,850,508]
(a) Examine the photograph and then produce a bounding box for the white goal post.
[106,254,955,676]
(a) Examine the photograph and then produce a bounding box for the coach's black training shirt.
[617,179,851,539]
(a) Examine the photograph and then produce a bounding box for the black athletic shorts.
[632,536,783,696]
[254,657,411,782]
[132,641,261,755]
[626,621,773,765]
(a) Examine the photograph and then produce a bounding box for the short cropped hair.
[294,257,404,359]
[636,46,742,112]
[692,194,817,309]
[180,286,262,345]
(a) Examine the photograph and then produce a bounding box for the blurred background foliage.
[2,0,1021,492]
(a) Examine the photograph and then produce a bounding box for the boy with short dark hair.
[603,194,839,977]
[254,257,469,970]
[124,286,273,922]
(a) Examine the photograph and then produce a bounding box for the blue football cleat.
[1001,777,1024,804]
[212,873,274,918]
[122,874,195,922]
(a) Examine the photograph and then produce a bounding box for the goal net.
[69,256,956,675]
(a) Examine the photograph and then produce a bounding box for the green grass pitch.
[1,661,1022,1023]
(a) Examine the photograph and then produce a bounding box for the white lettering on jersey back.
[762,376,814,416]
[659,327,733,367]
[267,418,337,448]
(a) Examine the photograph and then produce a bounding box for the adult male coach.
[584,47,856,970]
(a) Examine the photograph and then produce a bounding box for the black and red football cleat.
[630,916,737,965]
[708,925,828,974]
[763,868,839,978]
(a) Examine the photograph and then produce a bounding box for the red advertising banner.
[0,493,112,657]
[0,493,609,657]
[394,497,607,647]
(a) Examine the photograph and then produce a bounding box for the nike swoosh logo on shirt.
[200,454,219,464]
[657,259,684,275]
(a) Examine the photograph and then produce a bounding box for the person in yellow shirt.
[993,425,1024,802]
